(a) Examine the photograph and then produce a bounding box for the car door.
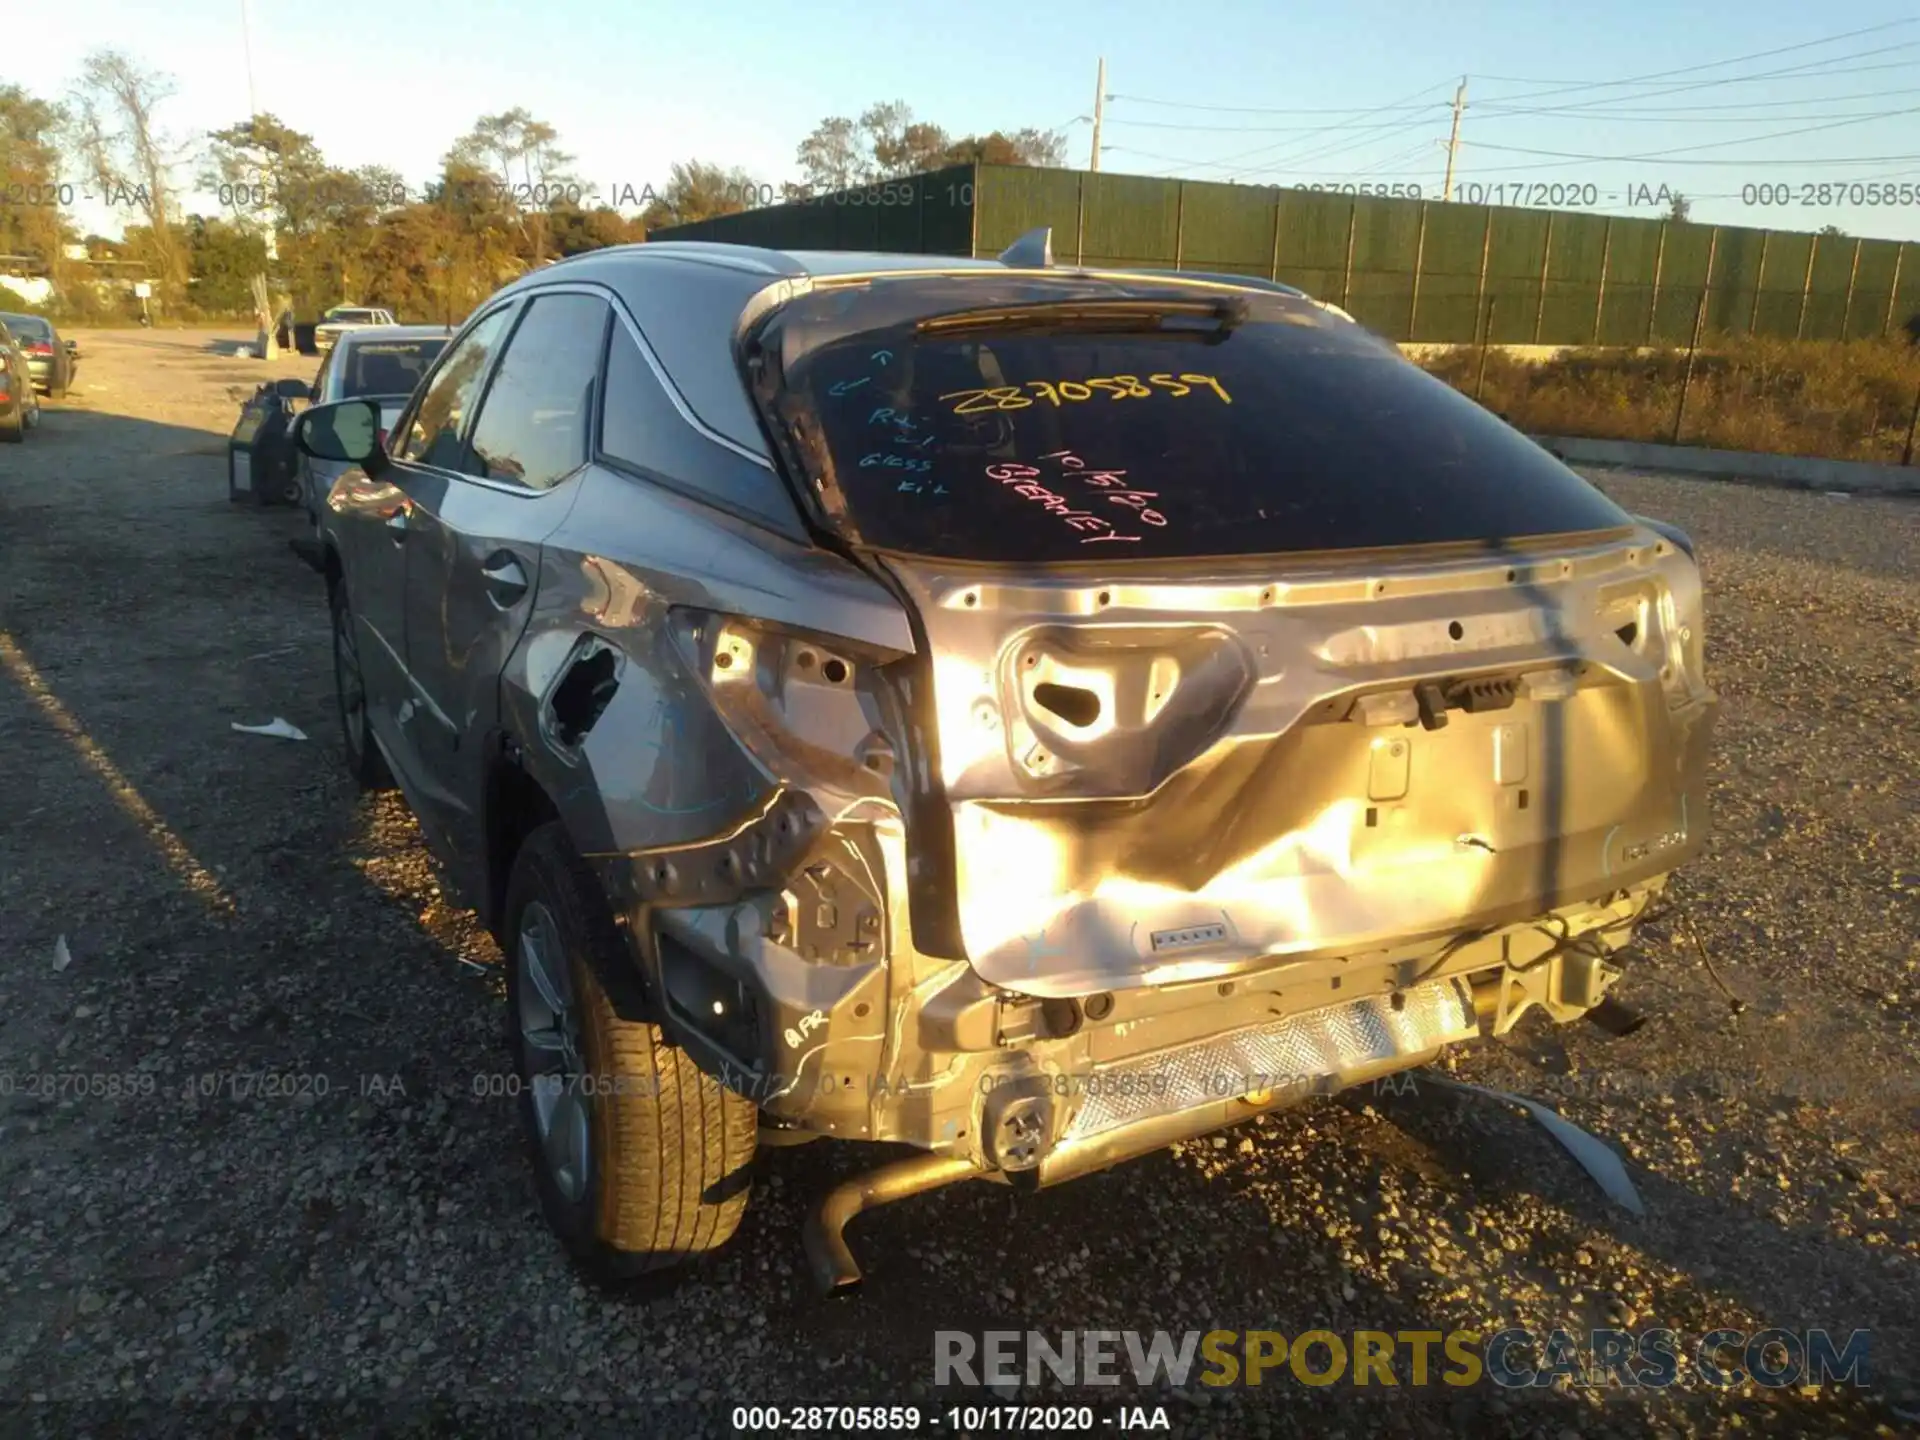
[400,289,611,872]
[339,304,517,801]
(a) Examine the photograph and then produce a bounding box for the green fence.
[653,164,1920,347]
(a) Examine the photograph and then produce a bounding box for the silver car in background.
[298,326,451,529]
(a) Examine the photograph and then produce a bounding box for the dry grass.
[1420,334,1920,465]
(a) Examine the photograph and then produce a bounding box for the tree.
[548,204,642,256]
[795,102,1066,193]
[181,214,267,313]
[1819,223,1847,238]
[0,84,73,266]
[70,50,188,295]
[941,129,1067,168]
[446,108,577,261]
[641,160,761,230]
[1665,191,1692,223]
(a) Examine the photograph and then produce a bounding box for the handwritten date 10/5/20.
[941,373,1232,415]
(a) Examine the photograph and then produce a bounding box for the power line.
[1460,101,1920,164]
[1470,47,1920,110]
[1180,77,1458,175]
[1474,83,1920,116]
[1107,95,1452,116]
[1106,114,1448,134]
[1465,18,1914,93]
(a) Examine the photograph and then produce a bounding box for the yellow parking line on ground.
[0,630,236,914]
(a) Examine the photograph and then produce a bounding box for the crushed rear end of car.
[591,268,1717,1282]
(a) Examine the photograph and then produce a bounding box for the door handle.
[481,553,529,609]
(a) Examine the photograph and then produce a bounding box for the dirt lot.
[0,331,1915,1438]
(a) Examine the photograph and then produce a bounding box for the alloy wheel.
[516,900,591,1205]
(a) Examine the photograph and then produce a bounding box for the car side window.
[397,307,514,469]
[596,319,806,538]
[461,293,610,491]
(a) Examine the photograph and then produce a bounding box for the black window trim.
[591,291,808,542]
[451,285,612,495]
[388,296,525,487]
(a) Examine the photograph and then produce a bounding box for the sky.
[14,0,1920,244]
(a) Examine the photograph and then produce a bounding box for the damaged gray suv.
[294,234,1717,1291]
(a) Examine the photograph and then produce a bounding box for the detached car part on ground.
[294,234,1717,1292]
[227,378,312,506]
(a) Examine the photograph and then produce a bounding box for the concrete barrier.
[1530,434,1920,497]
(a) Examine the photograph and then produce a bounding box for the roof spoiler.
[997,227,1053,268]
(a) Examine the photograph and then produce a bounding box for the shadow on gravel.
[1358,1081,1912,1412]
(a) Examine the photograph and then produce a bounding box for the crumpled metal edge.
[1416,1071,1647,1217]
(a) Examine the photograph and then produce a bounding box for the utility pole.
[1090,58,1106,173]
[241,0,259,122]
[1441,76,1467,202]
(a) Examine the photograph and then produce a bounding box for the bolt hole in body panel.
[1448,620,1465,641]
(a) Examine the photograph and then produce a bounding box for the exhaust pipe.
[802,1154,981,1296]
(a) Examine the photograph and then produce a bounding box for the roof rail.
[997,227,1053,268]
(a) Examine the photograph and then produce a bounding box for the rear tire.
[329,582,394,792]
[0,400,21,444]
[504,823,756,1280]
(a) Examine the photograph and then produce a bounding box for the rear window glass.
[328,309,381,323]
[1,314,51,339]
[765,289,1629,562]
[340,339,446,398]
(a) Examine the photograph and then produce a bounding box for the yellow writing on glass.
[940,373,1231,415]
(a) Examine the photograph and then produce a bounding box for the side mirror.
[64,340,78,353]
[295,398,385,469]
[274,377,312,400]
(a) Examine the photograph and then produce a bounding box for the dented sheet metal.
[880,530,1715,998]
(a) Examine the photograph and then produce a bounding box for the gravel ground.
[0,332,1914,1439]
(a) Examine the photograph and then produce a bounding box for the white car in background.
[314,306,397,354]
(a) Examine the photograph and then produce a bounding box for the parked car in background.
[296,325,452,529]
[0,312,78,398]
[314,306,397,354]
[295,237,1716,1291]
[0,319,43,443]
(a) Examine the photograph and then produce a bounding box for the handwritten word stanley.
[985,450,1169,545]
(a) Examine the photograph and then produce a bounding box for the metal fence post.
[1075,172,1086,267]
[1647,221,1668,346]
[1840,236,1862,339]
[1173,182,1186,271]
[1475,206,1493,342]
[1593,217,1613,346]
[1341,201,1357,311]
[1884,244,1905,338]
[1672,288,1708,445]
[1534,210,1554,344]
[1269,190,1283,282]
[1796,231,1818,340]
[1904,379,1920,467]
[1407,201,1428,340]
[1475,295,1497,404]
[1749,230,1770,336]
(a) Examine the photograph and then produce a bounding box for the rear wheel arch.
[483,742,657,1024]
